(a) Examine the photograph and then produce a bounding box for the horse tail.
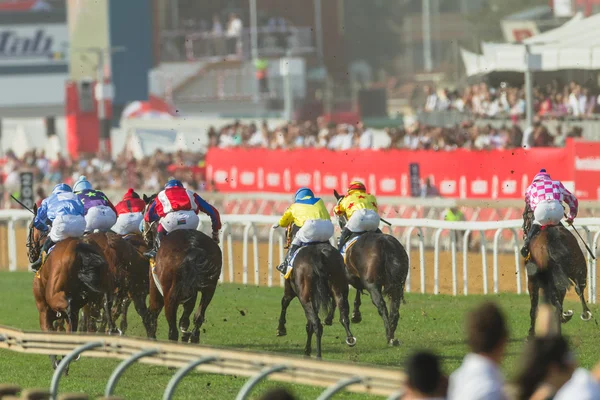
[76,242,106,294]
[546,227,573,294]
[175,248,212,300]
[380,236,409,300]
[312,246,335,317]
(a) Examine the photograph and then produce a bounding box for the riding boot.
[375,228,383,234]
[337,228,353,250]
[277,244,300,274]
[30,238,55,272]
[144,230,165,259]
[521,223,541,258]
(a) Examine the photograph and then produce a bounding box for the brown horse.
[142,207,222,343]
[333,190,410,346]
[524,212,592,337]
[27,204,115,369]
[79,232,150,335]
[276,226,355,359]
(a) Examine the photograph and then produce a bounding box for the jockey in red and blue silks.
[143,179,222,258]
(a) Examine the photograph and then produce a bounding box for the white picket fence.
[2,210,599,303]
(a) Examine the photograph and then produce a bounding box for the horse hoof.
[388,338,400,347]
[74,354,81,362]
[56,311,62,318]
[324,319,333,326]
[276,329,287,337]
[109,328,122,336]
[581,311,593,321]
[563,310,574,317]
[351,315,362,324]
[345,337,357,347]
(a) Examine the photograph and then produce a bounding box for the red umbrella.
[121,96,177,120]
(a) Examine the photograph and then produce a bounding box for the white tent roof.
[461,12,600,75]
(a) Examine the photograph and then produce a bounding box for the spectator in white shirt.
[403,351,447,400]
[357,123,374,149]
[424,86,438,112]
[569,86,581,117]
[448,301,508,400]
[226,13,243,55]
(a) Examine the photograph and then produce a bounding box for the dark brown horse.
[276,225,356,359]
[27,204,115,369]
[142,200,222,343]
[524,209,592,337]
[79,232,150,335]
[333,190,410,346]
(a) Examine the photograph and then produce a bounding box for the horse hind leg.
[331,284,356,347]
[558,288,573,324]
[324,297,336,326]
[178,294,198,343]
[300,302,321,358]
[164,294,180,342]
[575,281,593,321]
[119,297,132,334]
[190,286,216,344]
[352,288,362,323]
[387,290,404,347]
[277,280,296,337]
[103,293,120,335]
[367,285,392,344]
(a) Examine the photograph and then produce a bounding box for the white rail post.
[278,232,285,287]
[433,228,443,295]
[583,226,593,303]
[268,226,275,287]
[242,223,252,285]
[403,227,415,293]
[227,228,234,283]
[463,230,471,295]
[510,229,522,294]
[252,224,259,286]
[417,227,426,294]
[492,228,503,294]
[480,230,488,295]
[8,217,17,271]
[450,230,457,296]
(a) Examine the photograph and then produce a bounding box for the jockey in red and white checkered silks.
[521,169,578,259]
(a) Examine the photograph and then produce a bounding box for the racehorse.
[276,225,356,359]
[333,190,410,346]
[27,204,115,370]
[523,207,592,337]
[79,232,150,335]
[142,194,222,343]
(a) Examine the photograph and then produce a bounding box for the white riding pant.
[112,212,144,235]
[533,199,564,226]
[160,210,199,233]
[85,206,117,233]
[50,214,87,242]
[292,219,334,246]
[345,209,380,233]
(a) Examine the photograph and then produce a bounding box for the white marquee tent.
[461,12,600,76]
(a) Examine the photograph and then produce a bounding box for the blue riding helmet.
[52,183,72,194]
[294,187,314,202]
[73,175,92,192]
[165,179,184,189]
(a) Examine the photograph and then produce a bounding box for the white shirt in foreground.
[554,368,600,400]
[448,353,507,400]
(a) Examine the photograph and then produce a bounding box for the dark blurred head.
[467,301,508,357]
[259,388,297,400]
[405,351,443,396]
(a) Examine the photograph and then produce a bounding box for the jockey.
[112,188,146,235]
[143,179,221,258]
[73,175,118,233]
[272,187,334,275]
[30,183,86,271]
[521,168,578,259]
[334,181,381,250]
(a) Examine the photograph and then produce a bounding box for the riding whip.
[565,216,596,260]
[10,194,35,215]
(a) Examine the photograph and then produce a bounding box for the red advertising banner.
[205,139,600,200]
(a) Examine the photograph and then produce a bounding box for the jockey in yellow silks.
[334,181,381,250]
[272,187,334,276]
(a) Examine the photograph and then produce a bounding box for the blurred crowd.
[0,149,208,208]
[209,117,576,151]
[423,81,600,119]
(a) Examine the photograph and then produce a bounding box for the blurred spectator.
[448,301,509,400]
[259,388,297,400]
[420,178,440,198]
[226,13,243,56]
[424,86,438,112]
[404,350,447,399]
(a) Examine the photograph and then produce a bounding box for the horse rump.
[309,245,337,317]
[534,227,573,294]
[76,242,108,294]
[174,247,217,300]
[380,236,409,299]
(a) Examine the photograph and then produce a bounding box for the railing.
[2,211,599,302]
[0,325,405,400]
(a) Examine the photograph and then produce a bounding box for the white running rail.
[2,211,599,303]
